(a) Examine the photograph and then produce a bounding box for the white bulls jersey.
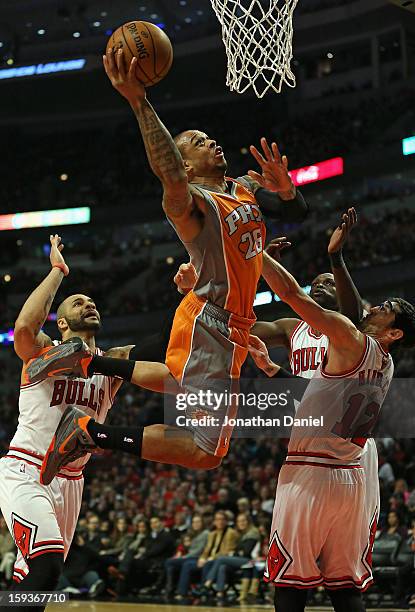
[290,321,328,378]
[8,343,116,471]
[287,335,393,464]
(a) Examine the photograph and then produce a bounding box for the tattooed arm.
[103,49,203,242]
[14,235,67,362]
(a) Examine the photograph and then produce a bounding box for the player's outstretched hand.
[248,138,295,198]
[174,262,198,294]
[265,237,291,262]
[49,234,68,272]
[248,334,279,377]
[103,48,146,105]
[328,207,357,254]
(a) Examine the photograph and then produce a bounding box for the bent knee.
[191,447,222,469]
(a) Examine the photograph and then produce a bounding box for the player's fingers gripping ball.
[106,21,173,87]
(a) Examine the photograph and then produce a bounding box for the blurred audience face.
[150,517,162,533]
[214,512,227,531]
[137,520,148,535]
[388,511,399,528]
[192,515,203,532]
[87,516,100,533]
[236,513,250,532]
[116,517,127,533]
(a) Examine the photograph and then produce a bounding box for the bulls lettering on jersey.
[290,321,328,378]
[9,344,115,471]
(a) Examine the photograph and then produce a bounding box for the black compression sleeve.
[274,367,296,378]
[87,355,135,381]
[255,188,309,222]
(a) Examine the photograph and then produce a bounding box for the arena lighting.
[289,157,344,186]
[402,136,415,156]
[0,329,14,345]
[254,285,311,306]
[0,58,86,80]
[0,207,90,231]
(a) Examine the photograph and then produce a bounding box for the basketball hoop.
[210,0,299,98]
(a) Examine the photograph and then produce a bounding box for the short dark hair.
[389,298,415,348]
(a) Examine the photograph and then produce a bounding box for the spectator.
[165,514,209,600]
[119,516,175,596]
[85,514,103,553]
[57,531,105,599]
[196,512,239,595]
[380,511,408,540]
[201,513,260,605]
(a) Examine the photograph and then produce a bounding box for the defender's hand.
[103,48,146,105]
[248,335,279,377]
[328,207,357,254]
[174,262,198,294]
[265,237,292,262]
[248,138,295,198]
[49,234,67,269]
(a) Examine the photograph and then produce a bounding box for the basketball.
[106,21,173,87]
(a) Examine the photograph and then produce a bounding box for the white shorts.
[265,463,374,591]
[0,453,84,584]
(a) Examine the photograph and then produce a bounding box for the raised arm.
[328,207,363,324]
[262,252,363,352]
[14,235,68,362]
[251,318,299,348]
[242,138,308,222]
[103,49,203,242]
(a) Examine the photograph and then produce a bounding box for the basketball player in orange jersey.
[0,234,169,605]
[259,252,415,612]
[28,47,308,480]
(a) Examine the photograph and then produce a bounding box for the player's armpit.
[163,187,205,243]
[14,328,53,363]
[251,318,299,348]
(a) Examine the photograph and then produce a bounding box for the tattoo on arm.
[135,99,186,185]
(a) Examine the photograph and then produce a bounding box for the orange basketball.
[106,21,173,87]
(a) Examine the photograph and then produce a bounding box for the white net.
[210,0,299,98]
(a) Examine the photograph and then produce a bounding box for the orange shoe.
[26,337,92,384]
[40,406,97,485]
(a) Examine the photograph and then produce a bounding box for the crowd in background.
[0,350,415,605]
[1,203,415,331]
[0,87,412,216]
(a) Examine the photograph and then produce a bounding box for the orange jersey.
[184,178,266,319]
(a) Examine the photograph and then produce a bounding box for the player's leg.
[0,459,65,607]
[264,465,326,594]
[274,587,308,612]
[320,467,371,609]
[327,588,366,612]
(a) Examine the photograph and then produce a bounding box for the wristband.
[328,251,344,269]
[52,263,69,276]
[274,367,296,378]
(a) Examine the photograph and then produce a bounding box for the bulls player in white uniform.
[251,211,380,541]
[259,250,415,612]
[0,236,130,605]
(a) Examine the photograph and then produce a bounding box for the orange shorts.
[165,291,255,457]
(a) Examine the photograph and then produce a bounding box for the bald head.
[56,294,101,335]
[173,130,195,157]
